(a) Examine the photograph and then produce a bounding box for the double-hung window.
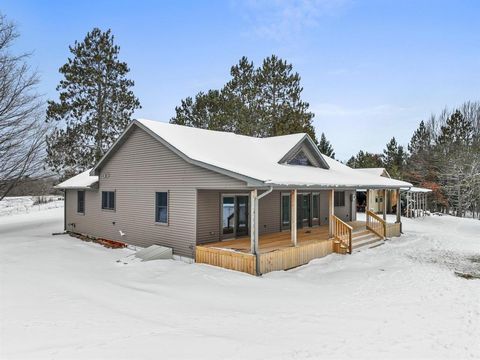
[334,191,345,207]
[101,191,115,210]
[155,192,168,224]
[77,190,85,214]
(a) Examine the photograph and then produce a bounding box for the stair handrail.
[366,210,386,239]
[331,215,353,254]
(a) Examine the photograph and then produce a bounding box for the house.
[56,119,412,275]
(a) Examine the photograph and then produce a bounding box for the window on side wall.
[77,190,85,214]
[155,192,168,224]
[334,191,345,207]
[101,191,115,210]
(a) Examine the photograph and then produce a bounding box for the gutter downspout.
[254,186,273,276]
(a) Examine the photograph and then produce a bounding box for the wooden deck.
[196,222,369,275]
[202,226,327,254]
[195,220,402,275]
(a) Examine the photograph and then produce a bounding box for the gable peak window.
[288,151,314,166]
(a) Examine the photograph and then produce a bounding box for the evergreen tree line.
[347,101,480,218]
[3,17,476,219]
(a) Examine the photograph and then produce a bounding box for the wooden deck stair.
[351,229,383,251]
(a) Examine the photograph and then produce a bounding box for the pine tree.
[318,133,335,158]
[171,90,233,132]
[256,55,316,141]
[435,110,475,216]
[347,150,383,168]
[383,137,405,179]
[223,57,259,136]
[46,28,140,176]
[171,55,316,141]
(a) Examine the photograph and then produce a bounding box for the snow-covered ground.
[0,207,479,359]
[0,196,63,217]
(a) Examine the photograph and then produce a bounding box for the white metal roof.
[133,119,412,189]
[354,168,390,178]
[403,186,433,193]
[58,120,413,189]
[55,168,98,189]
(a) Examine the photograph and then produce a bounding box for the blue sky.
[3,0,480,160]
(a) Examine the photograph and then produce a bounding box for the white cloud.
[234,0,350,41]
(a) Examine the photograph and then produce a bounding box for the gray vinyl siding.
[195,189,357,244]
[196,190,282,244]
[65,126,247,257]
[333,190,356,222]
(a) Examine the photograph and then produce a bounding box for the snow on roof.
[403,186,433,193]
[134,119,412,189]
[55,169,98,189]
[354,168,390,178]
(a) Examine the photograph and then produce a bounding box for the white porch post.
[250,189,257,254]
[290,189,297,246]
[423,193,426,217]
[415,193,419,217]
[328,189,334,237]
[366,189,370,212]
[396,189,401,223]
[383,189,387,221]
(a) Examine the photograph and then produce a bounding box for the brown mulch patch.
[68,232,126,249]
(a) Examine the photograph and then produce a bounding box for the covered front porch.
[195,188,402,275]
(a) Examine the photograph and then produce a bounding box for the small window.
[289,151,314,166]
[281,194,290,227]
[334,191,345,207]
[155,192,168,224]
[102,191,115,210]
[77,190,85,214]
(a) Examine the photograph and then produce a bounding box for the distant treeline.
[347,101,480,218]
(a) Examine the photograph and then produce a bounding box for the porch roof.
[55,168,98,190]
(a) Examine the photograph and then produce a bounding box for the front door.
[297,193,311,228]
[222,195,249,239]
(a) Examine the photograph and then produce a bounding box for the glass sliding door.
[222,194,249,239]
[281,193,290,230]
[236,196,249,236]
[302,194,311,228]
[222,196,235,237]
[312,193,319,226]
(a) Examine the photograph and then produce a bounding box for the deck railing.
[331,215,353,254]
[366,210,386,239]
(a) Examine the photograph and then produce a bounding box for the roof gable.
[277,135,329,169]
[86,119,412,189]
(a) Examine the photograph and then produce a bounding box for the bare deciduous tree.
[0,14,48,200]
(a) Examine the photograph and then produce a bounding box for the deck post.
[396,189,401,223]
[406,192,410,218]
[290,189,297,246]
[250,189,257,255]
[383,189,387,220]
[366,189,370,211]
[328,189,334,237]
